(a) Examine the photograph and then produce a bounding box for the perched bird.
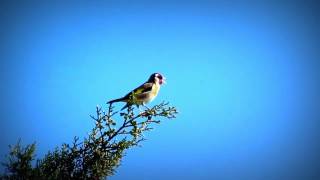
[107,73,166,110]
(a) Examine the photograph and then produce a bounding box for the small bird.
[107,73,166,110]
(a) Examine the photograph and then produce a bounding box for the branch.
[1,101,178,180]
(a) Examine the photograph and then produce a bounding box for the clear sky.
[1,1,319,179]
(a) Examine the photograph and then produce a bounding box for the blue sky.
[1,1,319,179]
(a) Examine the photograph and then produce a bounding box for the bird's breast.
[152,83,160,96]
[145,83,160,103]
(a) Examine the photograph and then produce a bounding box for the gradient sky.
[1,1,320,179]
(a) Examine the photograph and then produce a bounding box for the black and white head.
[148,73,166,85]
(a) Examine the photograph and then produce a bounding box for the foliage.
[1,102,177,180]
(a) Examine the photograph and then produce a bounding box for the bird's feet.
[142,105,150,111]
[137,105,150,116]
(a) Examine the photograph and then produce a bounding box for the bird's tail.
[107,97,126,104]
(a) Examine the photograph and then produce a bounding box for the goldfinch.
[107,73,166,110]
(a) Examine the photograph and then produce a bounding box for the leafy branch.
[1,102,178,179]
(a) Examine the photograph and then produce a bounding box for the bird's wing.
[123,82,153,99]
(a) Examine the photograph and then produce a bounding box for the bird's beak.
[162,77,166,85]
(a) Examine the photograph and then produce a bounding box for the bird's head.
[149,73,166,85]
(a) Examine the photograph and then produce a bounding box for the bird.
[107,73,166,110]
